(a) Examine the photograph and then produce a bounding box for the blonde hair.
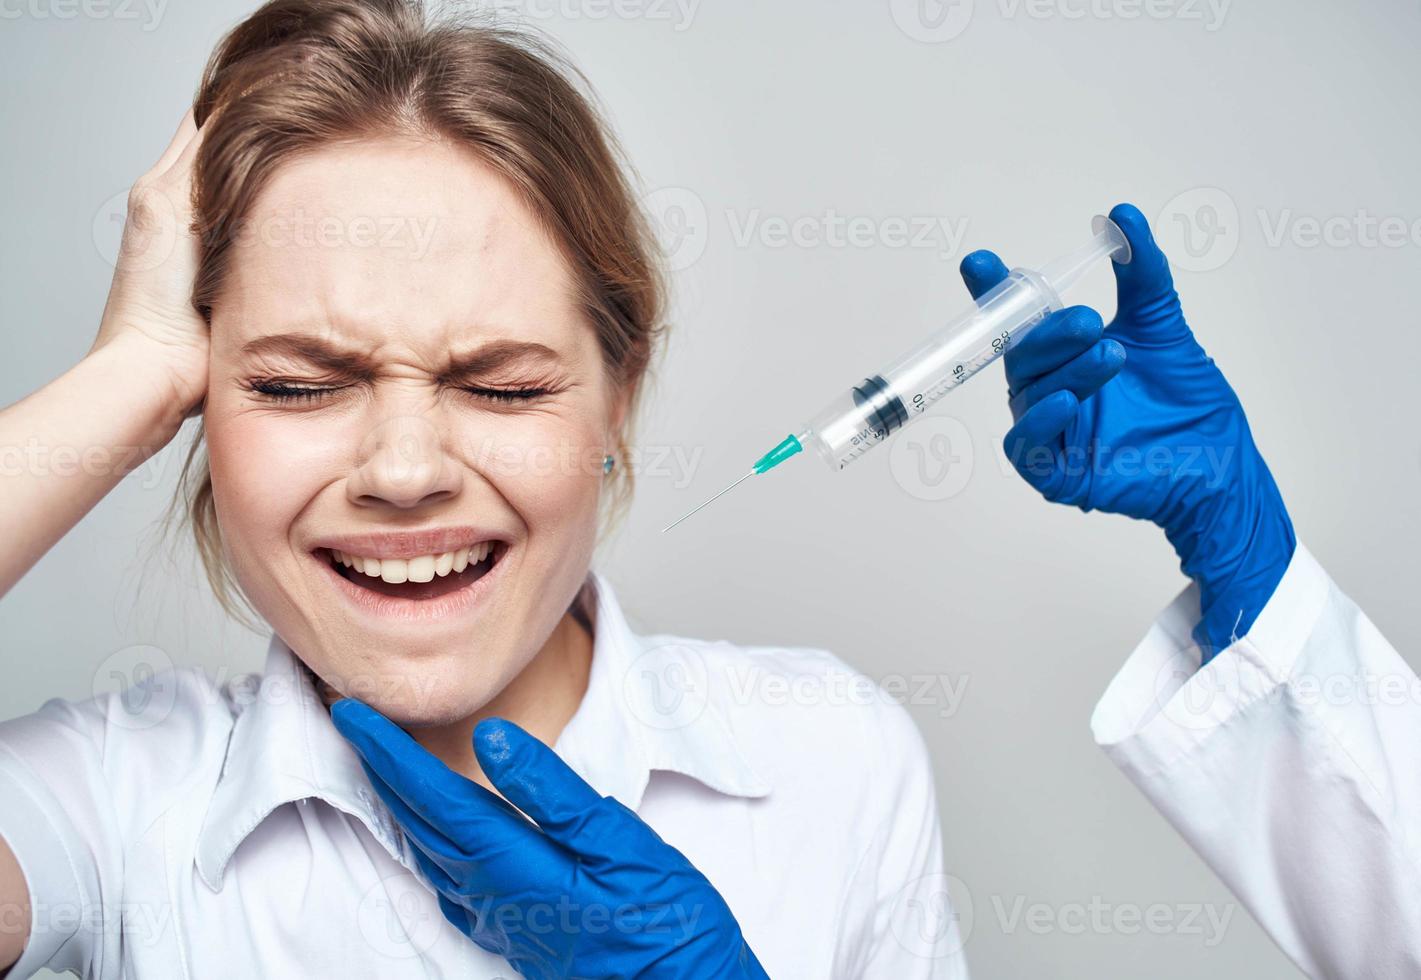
[171,0,666,624]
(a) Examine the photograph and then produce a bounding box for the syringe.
[663,215,1132,532]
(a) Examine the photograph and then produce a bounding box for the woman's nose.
[346,413,463,510]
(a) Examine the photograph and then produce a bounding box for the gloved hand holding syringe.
[664,214,1133,531]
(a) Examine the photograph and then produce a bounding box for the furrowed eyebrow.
[440,340,564,380]
[238,334,565,378]
[239,334,374,374]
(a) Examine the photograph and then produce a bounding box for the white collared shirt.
[0,571,966,978]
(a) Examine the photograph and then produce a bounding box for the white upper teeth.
[330,543,493,584]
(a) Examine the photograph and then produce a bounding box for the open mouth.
[320,541,504,602]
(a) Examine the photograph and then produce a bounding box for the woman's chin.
[335,682,497,730]
[309,648,514,728]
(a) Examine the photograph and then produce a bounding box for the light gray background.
[3,0,1419,976]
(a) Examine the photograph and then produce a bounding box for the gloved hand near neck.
[331,699,770,980]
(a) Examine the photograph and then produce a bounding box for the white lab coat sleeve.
[1091,542,1421,979]
[836,696,970,980]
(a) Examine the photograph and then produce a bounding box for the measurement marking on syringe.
[907,342,1013,415]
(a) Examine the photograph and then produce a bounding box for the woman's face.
[203,137,621,726]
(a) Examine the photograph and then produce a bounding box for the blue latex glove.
[959,203,1296,664]
[329,699,769,979]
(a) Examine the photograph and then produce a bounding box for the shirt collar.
[194,633,415,891]
[194,569,771,891]
[555,571,772,809]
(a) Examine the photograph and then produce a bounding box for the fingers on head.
[146,108,199,182]
[162,121,206,190]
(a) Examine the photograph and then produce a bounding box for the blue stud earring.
[602,453,615,475]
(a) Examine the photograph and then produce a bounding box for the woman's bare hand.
[90,108,210,419]
[0,108,215,598]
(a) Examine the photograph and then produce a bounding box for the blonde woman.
[0,1,957,976]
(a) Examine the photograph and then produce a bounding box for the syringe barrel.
[801,268,1061,470]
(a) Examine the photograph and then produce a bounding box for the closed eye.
[461,386,552,403]
[246,380,562,406]
[249,380,347,403]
